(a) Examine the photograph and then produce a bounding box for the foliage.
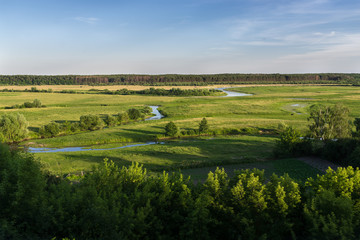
[0,113,29,142]
[0,73,358,85]
[165,121,179,137]
[39,122,61,138]
[2,147,360,239]
[308,104,351,140]
[117,112,129,124]
[103,114,116,127]
[199,117,209,134]
[79,114,104,131]
[6,99,44,109]
[273,127,312,157]
[127,108,142,120]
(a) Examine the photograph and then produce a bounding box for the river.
[27,88,251,153]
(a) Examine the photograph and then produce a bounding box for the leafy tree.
[165,121,178,137]
[308,104,351,140]
[273,126,311,157]
[79,115,104,131]
[199,118,209,134]
[127,108,142,120]
[117,112,129,124]
[103,114,116,127]
[0,113,29,142]
[39,122,60,138]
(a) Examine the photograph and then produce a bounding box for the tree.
[308,104,351,140]
[117,112,129,124]
[39,122,60,138]
[103,114,116,127]
[0,113,29,142]
[165,121,178,137]
[199,118,209,134]
[79,115,104,131]
[127,108,141,120]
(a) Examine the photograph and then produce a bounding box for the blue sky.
[1,0,360,74]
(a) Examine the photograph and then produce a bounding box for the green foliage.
[274,126,312,157]
[127,108,142,120]
[1,150,360,239]
[117,112,129,124]
[79,114,104,131]
[308,104,351,140]
[6,99,44,109]
[199,117,209,134]
[0,113,29,142]
[103,114,116,127]
[165,121,179,137]
[39,122,61,138]
[304,191,355,240]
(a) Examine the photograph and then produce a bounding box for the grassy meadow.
[1,85,360,180]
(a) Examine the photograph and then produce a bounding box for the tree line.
[0,144,360,239]
[1,87,224,97]
[0,73,359,85]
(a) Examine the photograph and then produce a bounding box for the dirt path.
[297,156,340,172]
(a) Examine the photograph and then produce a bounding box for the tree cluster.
[165,118,210,137]
[0,73,359,86]
[5,99,45,109]
[1,144,360,239]
[38,106,152,139]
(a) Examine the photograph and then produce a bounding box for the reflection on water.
[216,88,253,97]
[145,106,164,120]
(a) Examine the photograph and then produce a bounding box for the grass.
[33,135,276,174]
[181,157,322,183]
[2,85,358,178]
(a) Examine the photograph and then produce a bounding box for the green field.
[2,85,359,179]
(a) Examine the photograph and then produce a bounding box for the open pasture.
[2,85,360,177]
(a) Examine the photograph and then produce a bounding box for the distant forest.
[1,73,360,85]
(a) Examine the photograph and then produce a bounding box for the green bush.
[273,127,312,157]
[165,121,179,137]
[79,115,104,131]
[103,114,117,127]
[127,108,142,120]
[117,112,129,124]
[39,122,60,138]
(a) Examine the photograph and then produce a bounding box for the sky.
[1,0,360,74]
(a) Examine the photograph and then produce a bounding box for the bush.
[103,114,117,127]
[117,112,129,124]
[39,122,60,138]
[165,121,179,137]
[0,113,29,142]
[127,108,142,120]
[79,115,104,131]
[273,127,312,157]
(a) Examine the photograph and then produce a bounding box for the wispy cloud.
[74,17,99,24]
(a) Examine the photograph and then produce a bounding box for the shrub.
[103,114,117,127]
[165,121,179,137]
[127,108,142,120]
[273,127,312,157]
[117,112,129,124]
[39,122,60,138]
[79,115,104,131]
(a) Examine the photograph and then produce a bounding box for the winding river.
[216,88,252,97]
[27,89,251,153]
